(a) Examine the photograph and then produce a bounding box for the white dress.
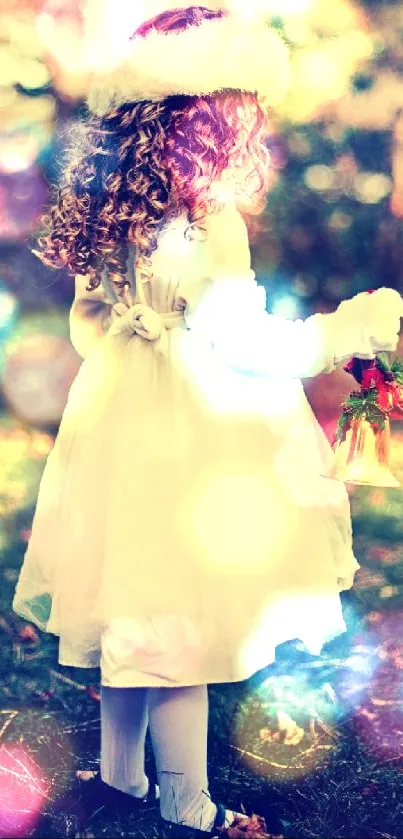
[13,204,360,687]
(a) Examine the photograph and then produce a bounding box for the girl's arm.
[188,281,403,379]
[69,274,113,359]
[190,205,403,379]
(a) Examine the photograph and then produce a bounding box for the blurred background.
[1,0,403,433]
[1,2,403,838]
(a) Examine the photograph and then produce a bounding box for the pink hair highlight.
[132,6,227,39]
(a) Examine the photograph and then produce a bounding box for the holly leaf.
[391,357,403,386]
[336,388,387,441]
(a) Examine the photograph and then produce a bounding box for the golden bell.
[325,417,400,488]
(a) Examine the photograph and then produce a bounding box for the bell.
[325,417,400,488]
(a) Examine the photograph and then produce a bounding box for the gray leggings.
[100,685,218,832]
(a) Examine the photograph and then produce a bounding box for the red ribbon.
[344,357,403,416]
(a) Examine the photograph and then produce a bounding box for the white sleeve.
[186,278,378,380]
[211,308,376,379]
[185,205,403,379]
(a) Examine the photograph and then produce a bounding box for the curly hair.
[36,9,272,294]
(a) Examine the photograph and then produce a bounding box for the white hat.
[82,1,291,116]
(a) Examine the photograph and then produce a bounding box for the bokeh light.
[0,1,403,836]
[2,329,80,427]
[271,294,300,319]
[351,610,403,762]
[0,167,48,242]
[180,467,293,573]
[233,671,340,781]
[353,172,392,204]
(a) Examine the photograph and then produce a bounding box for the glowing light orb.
[271,295,299,319]
[0,135,44,175]
[0,744,49,837]
[180,468,292,573]
[0,167,47,241]
[233,674,338,781]
[2,331,81,427]
[304,164,335,192]
[354,172,392,205]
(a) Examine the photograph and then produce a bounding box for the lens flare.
[179,467,293,574]
[351,611,403,761]
[233,672,338,781]
[0,744,49,837]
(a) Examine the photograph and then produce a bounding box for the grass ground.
[0,414,402,839]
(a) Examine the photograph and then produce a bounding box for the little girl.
[13,4,403,836]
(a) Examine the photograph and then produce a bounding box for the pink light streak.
[0,743,49,837]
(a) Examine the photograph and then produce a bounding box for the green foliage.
[337,387,387,440]
[391,357,403,385]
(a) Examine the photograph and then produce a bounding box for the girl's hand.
[336,288,403,356]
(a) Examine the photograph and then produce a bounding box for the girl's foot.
[42,770,160,837]
[76,769,160,804]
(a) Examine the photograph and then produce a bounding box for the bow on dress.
[109,301,186,357]
[101,258,186,356]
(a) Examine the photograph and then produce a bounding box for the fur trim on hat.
[83,4,291,115]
